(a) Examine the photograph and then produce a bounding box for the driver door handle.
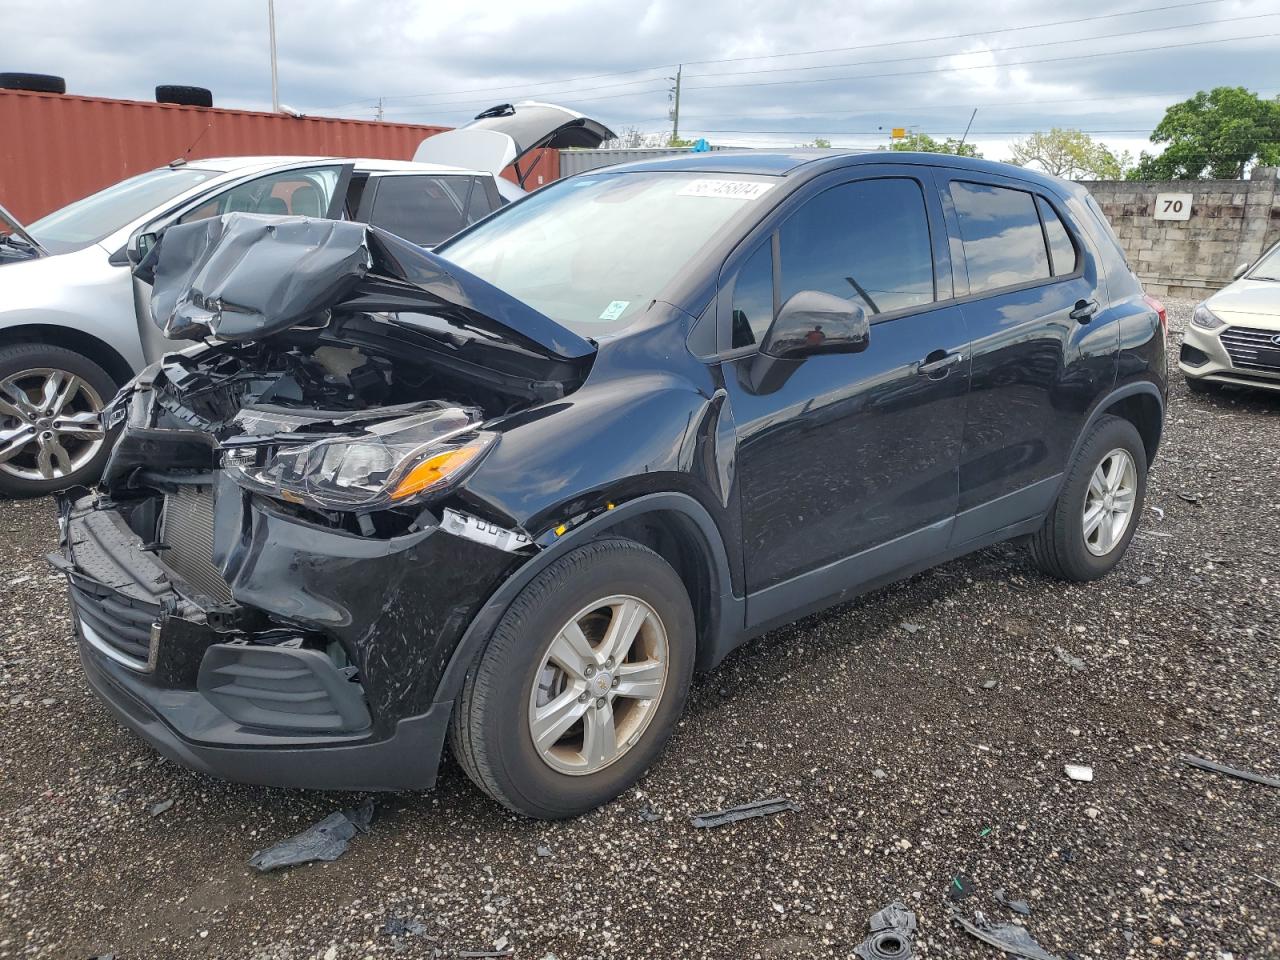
[917,350,965,377]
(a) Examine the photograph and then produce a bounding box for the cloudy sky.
[2,0,1276,165]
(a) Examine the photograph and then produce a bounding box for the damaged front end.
[56,213,588,790]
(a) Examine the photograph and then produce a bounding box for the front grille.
[160,486,232,603]
[71,581,160,669]
[1221,326,1280,373]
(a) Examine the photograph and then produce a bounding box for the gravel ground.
[1,298,1277,960]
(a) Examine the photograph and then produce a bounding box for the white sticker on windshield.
[599,300,630,321]
[677,179,774,200]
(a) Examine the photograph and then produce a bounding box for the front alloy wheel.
[450,538,695,819]
[529,595,669,776]
[0,367,107,483]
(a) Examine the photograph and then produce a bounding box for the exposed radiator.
[160,486,232,603]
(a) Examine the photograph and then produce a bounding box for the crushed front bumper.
[56,479,521,791]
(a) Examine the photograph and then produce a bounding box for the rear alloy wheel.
[0,344,117,497]
[450,538,695,819]
[1029,414,1147,582]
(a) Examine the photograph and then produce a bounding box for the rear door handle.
[917,350,965,377]
[1070,298,1100,323]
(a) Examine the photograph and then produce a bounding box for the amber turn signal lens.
[390,445,483,500]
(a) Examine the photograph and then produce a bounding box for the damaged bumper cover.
[58,481,522,791]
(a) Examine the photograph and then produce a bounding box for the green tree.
[889,132,981,158]
[1128,87,1280,180]
[798,137,832,148]
[1008,128,1127,179]
[667,135,695,148]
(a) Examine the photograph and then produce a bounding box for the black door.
[937,173,1118,542]
[719,170,971,628]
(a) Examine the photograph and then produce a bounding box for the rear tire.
[450,538,695,819]
[1029,415,1146,582]
[0,343,118,498]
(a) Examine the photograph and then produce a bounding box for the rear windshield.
[28,167,217,252]
[437,172,778,336]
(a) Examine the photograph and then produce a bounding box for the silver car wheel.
[527,594,669,777]
[1083,447,1137,557]
[0,368,106,482]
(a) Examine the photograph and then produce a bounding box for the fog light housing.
[1180,344,1209,367]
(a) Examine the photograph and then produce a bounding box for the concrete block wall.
[1080,169,1280,299]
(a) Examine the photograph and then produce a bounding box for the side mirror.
[127,231,158,266]
[760,290,870,359]
[1232,261,1250,280]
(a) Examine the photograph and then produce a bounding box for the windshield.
[438,171,779,335]
[27,167,217,252]
[1248,243,1280,281]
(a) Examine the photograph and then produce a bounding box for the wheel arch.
[0,324,135,387]
[1091,382,1164,466]
[434,492,742,707]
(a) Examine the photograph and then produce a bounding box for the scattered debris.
[899,622,923,635]
[689,797,797,829]
[1085,808,1101,820]
[1137,529,1173,539]
[872,768,888,780]
[854,901,917,960]
[994,888,1032,916]
[149,799,174,818]
[1181,754,1280,788]
[1177,492,1202,504]
[948,875,977,901]
[1134,575,1153,586]
[1064,764,1094,783]
[536,845,552,858]
[458,950,514,958]
[1053,647,1086,672]
[952,911,1061,960]
[981,679,998,690]
[1149,506,1165,520]
[637,806,662,822]
[248,797,375,872]
[381,917,427,937]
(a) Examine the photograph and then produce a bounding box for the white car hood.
[1207,278,1280,325]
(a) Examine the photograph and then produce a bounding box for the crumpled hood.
[136,212,596,361]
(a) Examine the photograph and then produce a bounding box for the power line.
[685,32,1280,93]
[683,13,1277,80]
[315,0,1234,112]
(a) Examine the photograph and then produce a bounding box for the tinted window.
[1037,196,1077,276]
[951,181,1050,293]
[779,178,934,316]
[731,240,775,348]
[369,175,472,246]
[465,178,498,223]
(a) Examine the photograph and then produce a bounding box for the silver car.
[1180,240,1280,395]
[0,101,614,497]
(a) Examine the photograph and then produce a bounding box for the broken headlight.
[225,407,494,511]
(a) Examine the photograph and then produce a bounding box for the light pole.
[268,0,280,112]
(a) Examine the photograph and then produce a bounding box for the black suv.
[57,151,1167,819]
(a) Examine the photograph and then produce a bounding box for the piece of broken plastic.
[249,797,375,872]
[1064,763,1094,783]
[994,887,1032,916]
[953,912,1061,960]
[689,797,797,828]
[1181,754,1280,788]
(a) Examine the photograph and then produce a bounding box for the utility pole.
[668,64,683,145]
[268,0,280,112]
[958,108,978,147]
[375,97,384,122]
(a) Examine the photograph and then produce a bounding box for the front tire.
[1029,415,1147,582]
[0,343,117,498]
[450,538,695,819]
